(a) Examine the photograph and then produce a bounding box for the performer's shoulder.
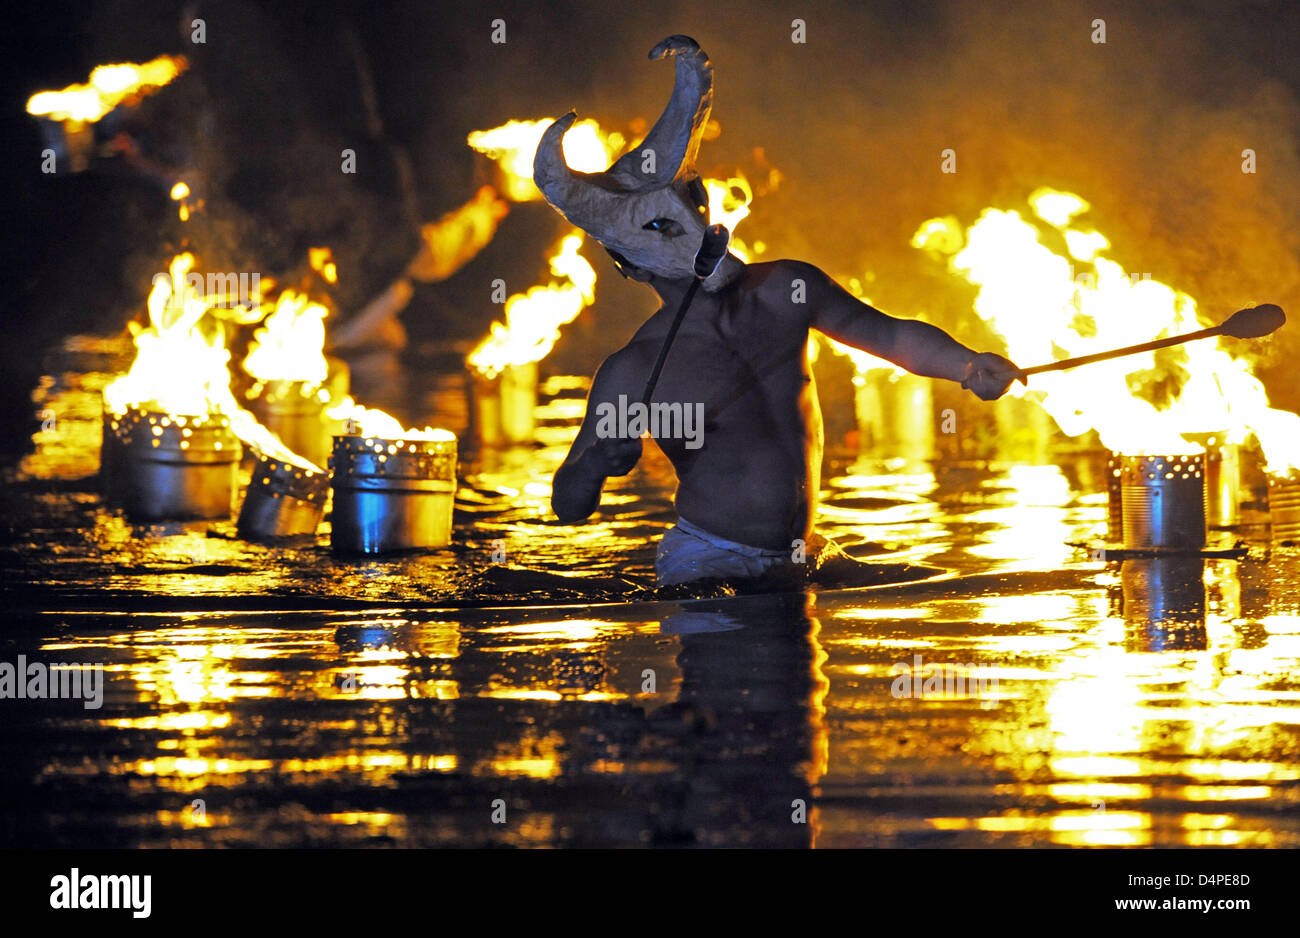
[741,259,833,324]
[743,257,828,289]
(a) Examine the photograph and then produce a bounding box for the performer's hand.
[961,352,1022,401]
[585,435,643,477]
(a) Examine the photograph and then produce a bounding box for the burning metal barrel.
[107,409,241,521]
[329,435,457,554]
[246,379,339,469]
[1184,433,1241,528]
[237,452,329,539]
[472,361,537,447]
[853,370,934,462]
[1119,453,1207,550]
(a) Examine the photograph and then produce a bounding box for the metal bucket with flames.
[472,361,537,447]
[329,435,457,554]
[1119,453,1207,550]
[246,379,340,470]
[108,409,241,521]
[237,452,329,539]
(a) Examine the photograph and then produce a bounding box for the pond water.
[2,336,1298,847]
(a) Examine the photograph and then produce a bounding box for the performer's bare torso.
[608,262,823,550]
[551,258,1014,552]
[538,38,1015,559]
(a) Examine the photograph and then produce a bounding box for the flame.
[103,254,317,469]
[324,398,454,442]
[169,181,192,221]
[243,290,330,386]
[308,247,338,285]
[237,271,452,443]
[468,118,626,202]
[26,55,187,124]
[914,188,1300,471]
[705,174,756,260]
[467,233,597,378]
[103,254,226,417]
[408,186,509,282]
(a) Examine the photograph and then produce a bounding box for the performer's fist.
[962,352,1022,401]
[586,435,643,477]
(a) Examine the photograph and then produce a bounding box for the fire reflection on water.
[4,345,1300,847]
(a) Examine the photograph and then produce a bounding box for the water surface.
[2,336,1298,847]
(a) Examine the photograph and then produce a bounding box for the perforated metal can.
[329,435,457,554]
[237,452,329,539]
[111,409,241,521]
[1119,453,1206,550]
[245,379,340,470]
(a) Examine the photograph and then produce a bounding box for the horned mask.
[533,35,745,292]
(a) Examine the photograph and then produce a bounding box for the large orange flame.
[467,233,597,378]
[243,290,330,386]
[468,118,626,202]
[914,188,1300,472]
[103,253,317,469]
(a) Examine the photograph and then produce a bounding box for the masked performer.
[539,36,1019,588]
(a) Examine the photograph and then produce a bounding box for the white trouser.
[655,516,794,586]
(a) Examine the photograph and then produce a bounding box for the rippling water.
[2,336,1298,847]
